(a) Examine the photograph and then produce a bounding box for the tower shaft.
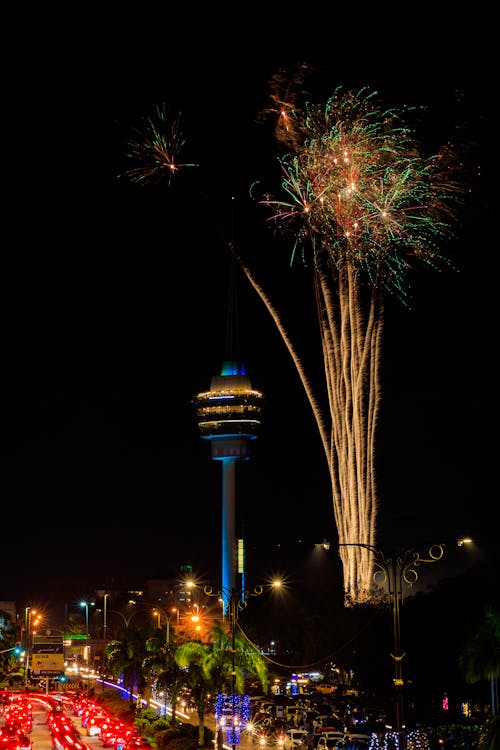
[193,362,263,613]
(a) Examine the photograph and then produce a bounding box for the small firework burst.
[257,62,316,150]
[121,103,197,186]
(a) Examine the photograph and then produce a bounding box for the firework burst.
[119,84,466,607]
[245,84,466,605]
[121,102,197,186]
[257,62,316,150]
[261,86,463,303]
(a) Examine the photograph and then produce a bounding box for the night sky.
[1,12,497,618]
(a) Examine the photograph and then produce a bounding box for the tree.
[143,627,186,726]
[105,623,157,708]
[459,606,500,717]
[0,609,19,683]
[207,620,269,695]
[174,638,215,747]
[175,620,269,747]
[477,714,500,750]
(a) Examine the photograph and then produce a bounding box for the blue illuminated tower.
[193,260,263,615]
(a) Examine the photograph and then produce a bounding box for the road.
[27,695,104,750]
[25,691,255,750]
[0,684,258,750]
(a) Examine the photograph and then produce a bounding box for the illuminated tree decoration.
[370,729,431,749]
[245,83,465,606]
[215,694,251,745]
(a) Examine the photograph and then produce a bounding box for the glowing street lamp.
[190,612,201,635]
[80,601,90,671]
[203,578,283,750]
[24,607,39,686]
[153,609,161,630]
[171,607,180,626]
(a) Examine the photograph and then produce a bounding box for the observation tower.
[193,260,263,615]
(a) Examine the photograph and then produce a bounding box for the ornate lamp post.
[340,542,445,748]
[203,579,282,750]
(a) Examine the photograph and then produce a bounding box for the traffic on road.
[0,691,150,750]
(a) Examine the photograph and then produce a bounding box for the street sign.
[32,635,64,673]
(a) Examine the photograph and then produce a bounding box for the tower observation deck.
[193,359,264,614]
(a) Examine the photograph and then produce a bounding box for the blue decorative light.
[221,360,246,376]
[369,729,431,750]
[215,694,251,745]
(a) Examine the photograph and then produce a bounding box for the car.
[0,728,32,750]
[285,706,303,724]
[317,732,345,745]
[312,717,343,733]
[315,685,336,696]
[283,729,309,750]
[101,721,133,748]
[316,737,344,750]
[250,724,286,748]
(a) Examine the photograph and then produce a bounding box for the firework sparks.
[119,85,466,607]
[261,86,463,302]
[121,103,197,186]
[249,84,465,605]
[257,62,317,150]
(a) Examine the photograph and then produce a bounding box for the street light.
[24,608,43,686]
[80,601,90,674]
[339,541,445,749]
[103,594,111,643]
[202,578,282,750]
[0,645,23,655]
[152,606,174,645]
[102,594,111,687]
[108,608,141,629]
[24,607,38,686]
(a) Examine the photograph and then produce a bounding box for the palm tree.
[105,623,157,708]
[459,606,500,717]
[0,609,20,684]
[174,637,214,747]
[143,627,186,726]
[477,714,500,750]
[175,620,269,747]
[204,620,269,695]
